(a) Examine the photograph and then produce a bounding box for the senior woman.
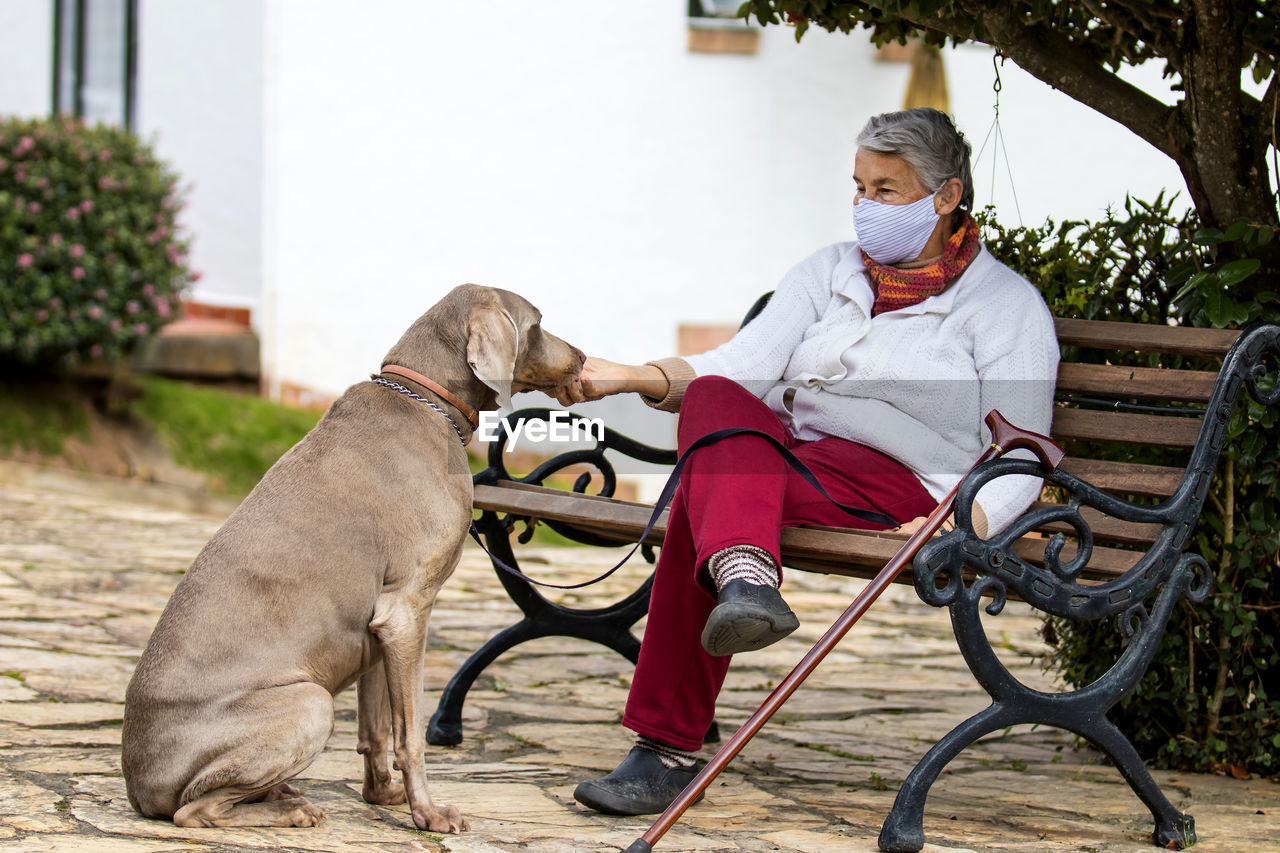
[554,107,1059,816]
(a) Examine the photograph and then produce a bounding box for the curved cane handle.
[984,410,1065,471]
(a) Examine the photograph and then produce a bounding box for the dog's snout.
[574,347,586,366]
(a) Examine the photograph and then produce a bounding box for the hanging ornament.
[972,52,1024,226]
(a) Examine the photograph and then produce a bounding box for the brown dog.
[121,285,584,831]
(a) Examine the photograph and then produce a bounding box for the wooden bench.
[428,315,1280,851]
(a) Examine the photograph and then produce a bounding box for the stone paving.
[1,459,1278,853]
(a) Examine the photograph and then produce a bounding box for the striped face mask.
[852,193,940,265]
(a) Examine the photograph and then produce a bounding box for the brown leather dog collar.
[379,364,480,429]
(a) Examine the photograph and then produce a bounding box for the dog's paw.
[362,777,407,806]
[414,804,468,833]
[284,799,325,827]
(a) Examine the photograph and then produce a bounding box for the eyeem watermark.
[477,411,605,451]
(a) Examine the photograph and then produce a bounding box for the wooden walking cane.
[623,410,1065,853]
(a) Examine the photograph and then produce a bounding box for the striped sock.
[636,735,697,769]
[708,544,780,591]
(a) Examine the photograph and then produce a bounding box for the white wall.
[0,0,54,118]
[136,0,265,314]
[263,1,913,404]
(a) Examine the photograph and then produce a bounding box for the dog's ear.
[466,303,519,411]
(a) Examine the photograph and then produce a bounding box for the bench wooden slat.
[774,524,1141,580]
[1029,502,1163,547]
[559,504,1157,569]
[1051,407,1203,447]
[474,482,1143,586]
[1057,457,1185,498]
[474,482,671,544]
[1053,317,1239,356]
[1055,362,1220,403]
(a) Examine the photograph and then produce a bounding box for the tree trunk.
[1174,2,1277,226]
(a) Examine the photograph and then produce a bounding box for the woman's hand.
[894,515,954,537]
[552,357,658,406]
[896,503,988,538]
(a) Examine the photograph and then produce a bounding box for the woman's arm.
[552,247,841,411]
[969,286,1060,535]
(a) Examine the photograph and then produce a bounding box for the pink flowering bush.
[0,115,195,365]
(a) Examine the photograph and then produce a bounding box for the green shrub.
[979,197,1280,777]
[0,115,194,366]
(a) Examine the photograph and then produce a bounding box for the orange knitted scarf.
[862,213,980,316]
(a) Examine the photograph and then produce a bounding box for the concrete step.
[132,310,259,382]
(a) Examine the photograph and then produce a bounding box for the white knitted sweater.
[665,241,1059,535]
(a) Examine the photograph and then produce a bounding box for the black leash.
[467,426,898,590]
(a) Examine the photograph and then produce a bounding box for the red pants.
[622,375,937,750]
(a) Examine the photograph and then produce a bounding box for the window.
[687,0,759,55]
[688,0,748,22]
[52,0,137,129]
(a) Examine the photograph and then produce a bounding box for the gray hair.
[856,108,974,214]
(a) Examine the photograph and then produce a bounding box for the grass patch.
[0,381,90,457]
[131,376,325,496]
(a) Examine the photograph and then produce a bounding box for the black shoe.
[701,579,799,657]
[573,746,704,816]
